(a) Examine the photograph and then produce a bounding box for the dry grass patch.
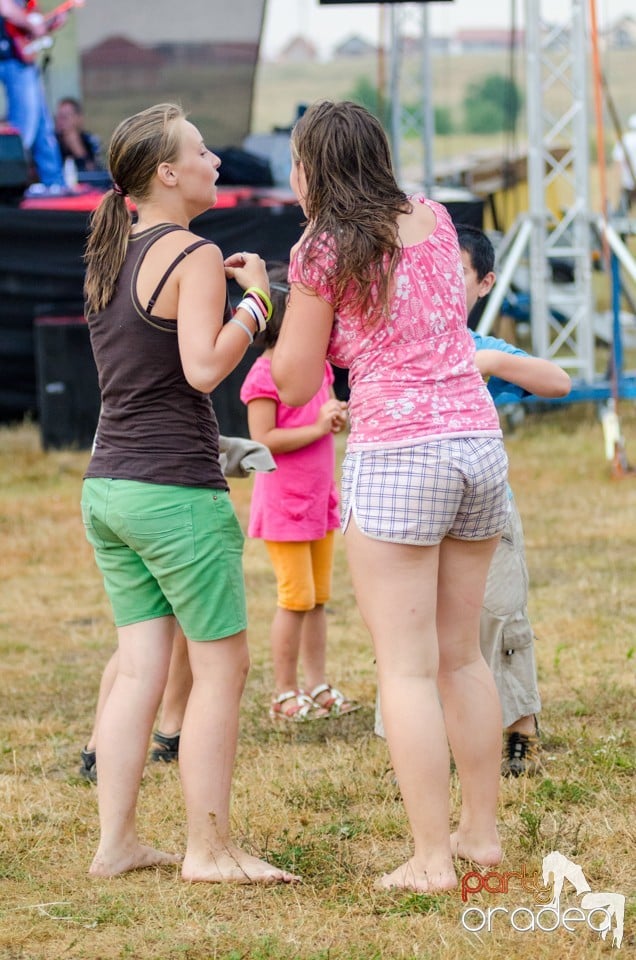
[1,409,634,959]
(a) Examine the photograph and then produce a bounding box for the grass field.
[251,46,636,185]
[1,403,635,959]
[252,48,636,137]
[2,26,636,960]
[76,44,636,189]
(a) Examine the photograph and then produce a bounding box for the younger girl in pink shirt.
[240,264,359,722]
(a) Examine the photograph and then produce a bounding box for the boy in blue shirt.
[460,224,570,774]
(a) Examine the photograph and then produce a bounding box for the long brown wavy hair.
[290,100,410,318]
[84,103,185,316]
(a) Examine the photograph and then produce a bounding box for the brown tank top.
[84,223,227,489]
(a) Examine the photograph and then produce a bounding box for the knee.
[437,650,482,680]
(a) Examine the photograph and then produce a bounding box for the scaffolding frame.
[524,0,594,380]
[388,1,636,399]
[476,0,636,401]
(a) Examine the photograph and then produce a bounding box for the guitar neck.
[43,1,81,28]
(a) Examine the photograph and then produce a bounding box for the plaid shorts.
[340,437,509,545]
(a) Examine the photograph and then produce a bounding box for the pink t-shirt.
[289,197,502,450]
[239,357,340,541]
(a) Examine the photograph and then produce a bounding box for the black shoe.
[503,727,542,777]
[79,747,97,783]
[150,730,180,763]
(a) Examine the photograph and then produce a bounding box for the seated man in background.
[55,96,102,172]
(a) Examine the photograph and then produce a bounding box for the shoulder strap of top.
[146,238,211,314]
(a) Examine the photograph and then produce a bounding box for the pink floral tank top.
[289,196,501,450]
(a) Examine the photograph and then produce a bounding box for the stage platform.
[1,186,306,430]
[0,185,484,439]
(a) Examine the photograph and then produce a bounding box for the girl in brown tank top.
[80,102,299,885]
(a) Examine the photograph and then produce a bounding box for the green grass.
[0,407,635,958]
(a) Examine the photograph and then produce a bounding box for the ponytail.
[84,190,132,316]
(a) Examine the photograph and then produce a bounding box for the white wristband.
[238,296,267,333]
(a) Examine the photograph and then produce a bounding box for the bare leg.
[507,715,536,735]
[85,649,118,752]
[89,616,181,877]
[271,607,304,693]
[156,621,192,735]
[345,519,457,894]
[299,604,327,692]
[437,535,503,867]
[180,631,299,884]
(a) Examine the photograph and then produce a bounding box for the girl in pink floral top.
[272,101,509,894]
[294,195,502,450]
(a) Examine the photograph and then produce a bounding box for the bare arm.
[0,0,46,33]
[270,282,335,406]
[247,395,345,454]
[177,245,267,394]
[328,385,348,432]
[474,350,571,398]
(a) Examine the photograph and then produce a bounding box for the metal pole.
[525,0,549,360]
[421,5,435,196]
[476,218,534,335]
[389,5,401,182]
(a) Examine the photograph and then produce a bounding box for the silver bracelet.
[228,316,254,343]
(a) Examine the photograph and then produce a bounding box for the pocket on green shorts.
[81,501,108,549]
[120,504,195,568]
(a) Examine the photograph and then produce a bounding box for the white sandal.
[309,683,361,717]
[269,689,329,722]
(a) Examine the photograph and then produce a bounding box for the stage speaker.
[32,313,255,446]
[214,147,274,187]
[0,124,29,205]
[34,315,101,450]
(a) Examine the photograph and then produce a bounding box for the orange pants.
[264,532,335,611]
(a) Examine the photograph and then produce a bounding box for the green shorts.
[81,478,247,641]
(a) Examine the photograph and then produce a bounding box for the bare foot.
[182,845,301,884]
[89,843,182,878]
[374,857,457,894]
[450,830,502,867]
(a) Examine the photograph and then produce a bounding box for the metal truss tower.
[390,1,636,395]
[389,2,596,379]
[523,0,595,381]
[387,3,436,191]
[477,0,595,383]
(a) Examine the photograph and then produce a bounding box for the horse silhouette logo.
[542,851,625,949]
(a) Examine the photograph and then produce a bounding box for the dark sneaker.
[150,730,180,763]
[79,747,97,783]
[503,730,542,777]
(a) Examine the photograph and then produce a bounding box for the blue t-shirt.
[471,331,529,406]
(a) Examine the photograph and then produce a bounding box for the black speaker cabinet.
[0,124,29,205]
[33,315,261,448]
[34,316,101,450]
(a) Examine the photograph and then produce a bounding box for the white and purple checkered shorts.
[340,437,509,545]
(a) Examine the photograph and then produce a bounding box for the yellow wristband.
[245,286,273,321]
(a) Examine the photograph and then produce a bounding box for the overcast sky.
[261,0,632,58]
